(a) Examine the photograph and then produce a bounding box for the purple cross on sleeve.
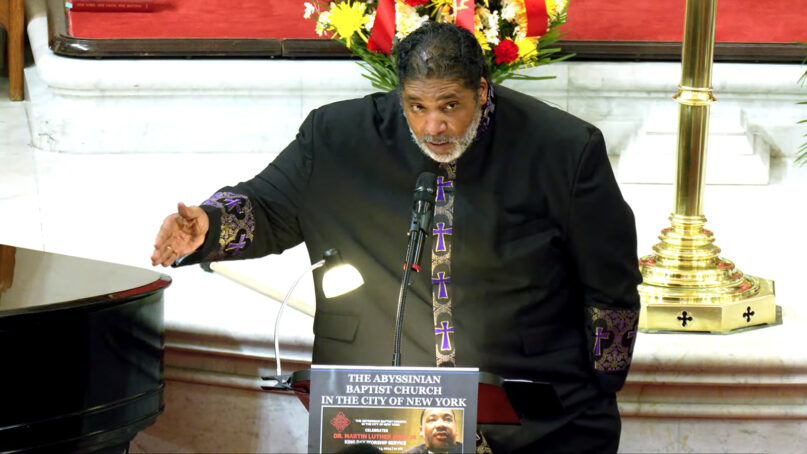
[225,233,248,253]
[594,326,610,356]
[223,197,243,215]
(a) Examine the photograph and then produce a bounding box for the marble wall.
[24,0,807,183]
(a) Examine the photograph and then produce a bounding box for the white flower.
[484,28,500,46]
[487,10,500,28]
[318,10,330,25]
[365,11,376,32]
[316,10,331,36]
[303,2,316,19]
[513,25,526,41]
[481,10,500,45]
[395,2,429,40]
[553,0,568,16]
[500,0,520,22]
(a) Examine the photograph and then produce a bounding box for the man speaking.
[152,22,642,453]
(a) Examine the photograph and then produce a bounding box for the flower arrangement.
[304,0,571,91]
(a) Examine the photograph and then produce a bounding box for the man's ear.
[478,78,489,105]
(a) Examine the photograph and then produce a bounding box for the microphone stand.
[392,229,426,367]
[392,188,434,367]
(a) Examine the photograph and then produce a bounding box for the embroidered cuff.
[201,191,255,259]
[587,306,639,372]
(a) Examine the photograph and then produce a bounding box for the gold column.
[637,0,776,333]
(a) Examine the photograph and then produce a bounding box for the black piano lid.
[0,246,170,319]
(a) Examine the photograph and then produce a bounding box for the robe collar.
[449,82,498,182]
[475,81,496,140]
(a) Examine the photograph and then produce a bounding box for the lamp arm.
[275,259,324,377]
[206,261,316,317]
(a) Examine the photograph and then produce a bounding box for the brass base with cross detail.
[637,0,776,333]
[638,216,776,332]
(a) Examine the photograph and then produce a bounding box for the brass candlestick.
[637,0,776,333]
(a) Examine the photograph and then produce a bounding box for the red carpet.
[69,0,807,43]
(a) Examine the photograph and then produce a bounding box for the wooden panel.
[47,0,282,58]
[1,0,25,100]
[0,245,16,294]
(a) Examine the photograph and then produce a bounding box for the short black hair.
[419,408,457,425]
[395,22,489,92]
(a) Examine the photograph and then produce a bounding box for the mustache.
[422,135,455,144]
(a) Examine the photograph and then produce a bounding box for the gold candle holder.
[637,0,776,333]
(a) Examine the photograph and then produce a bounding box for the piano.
[0,245,170,453]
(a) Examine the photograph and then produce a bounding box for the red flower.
[404,0,429,6]
[494,39,519,65]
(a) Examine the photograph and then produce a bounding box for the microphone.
[393,172,437,367]
[406,172,437,274]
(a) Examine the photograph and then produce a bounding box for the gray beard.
[407,105,483,164]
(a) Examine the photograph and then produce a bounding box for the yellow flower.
[432,0,454,21]
[512,0,529,33]
[547,0,567,18]
[515,36,538,61]
[474,29,491,51]
[438,5,454,23]
[545,0,557,16]
[328,1,370,47]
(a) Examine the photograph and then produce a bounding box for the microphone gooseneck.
[393,172,437,367]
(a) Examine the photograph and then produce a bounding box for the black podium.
[0,245,170,453]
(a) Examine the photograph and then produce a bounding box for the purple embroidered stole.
[432,163,457,367]
[428,84,495,368]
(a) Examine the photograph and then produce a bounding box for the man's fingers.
[160,247,178,267]
[153,222,173,249]
[152,218,183,266]
[153,243,178,267]
[151,247,174,267]
[150,249,162,266]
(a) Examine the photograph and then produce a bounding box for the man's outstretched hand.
[151,202,210,267]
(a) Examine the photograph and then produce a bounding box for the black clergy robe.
[179,85,642,452]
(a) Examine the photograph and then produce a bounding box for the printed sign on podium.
[308,365,478,453]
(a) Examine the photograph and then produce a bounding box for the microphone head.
[413,172,437,203]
